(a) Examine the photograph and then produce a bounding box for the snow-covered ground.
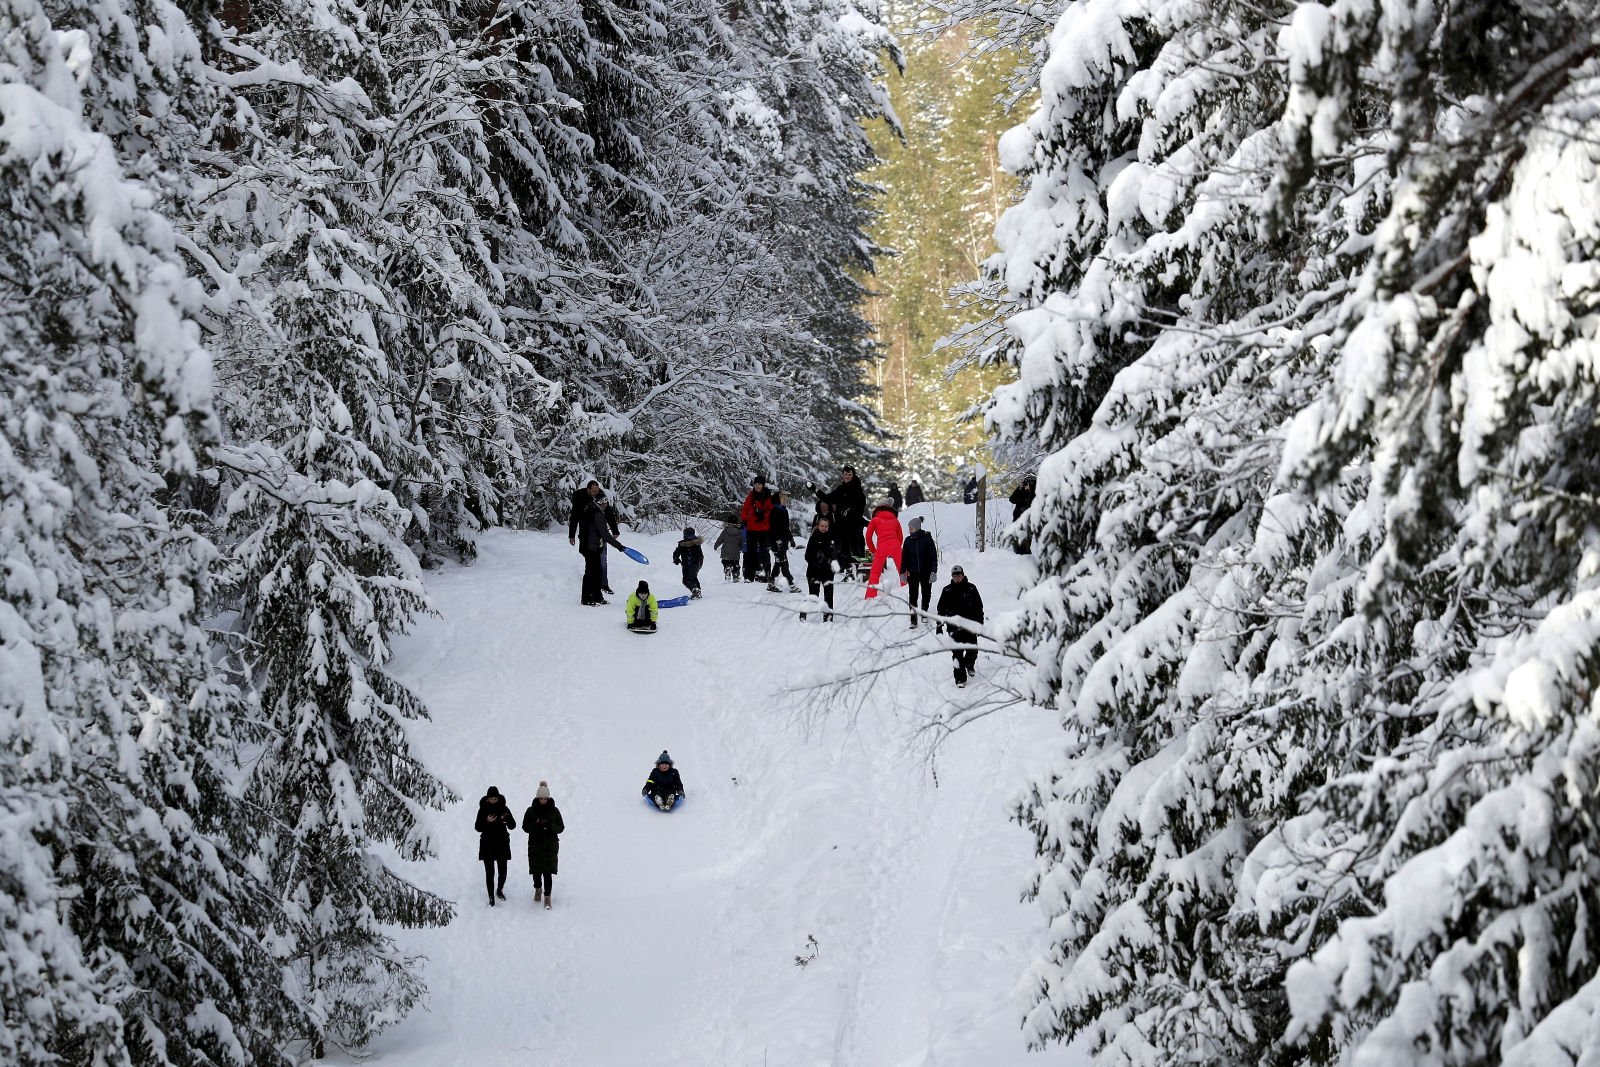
[352,504,1085,1067]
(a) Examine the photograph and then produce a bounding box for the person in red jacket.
[740,475,775,583]
[863,501,904,599]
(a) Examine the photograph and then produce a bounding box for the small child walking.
[713,518,741,581]
[673,527,704,598]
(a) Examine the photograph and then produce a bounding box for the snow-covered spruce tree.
[964,0,1600,1062]
[0,0,308,1061]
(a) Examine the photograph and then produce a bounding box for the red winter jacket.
[741,490,774,532]
[865,507,903,556]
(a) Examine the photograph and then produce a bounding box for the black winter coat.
[905,483,924,506]
[770,505,794,551]
[522,801,564,874]
[889,485,903,510]
[672,539,704,568]
[643,765,684,797]
[902,530,937,575]
[475,799,517,861]
[804,528,845,581]
[568,490,619,540]
[936,581,985,635]
[577,501,624,553]
[818,478,866,531]
[1010,484,1036,521]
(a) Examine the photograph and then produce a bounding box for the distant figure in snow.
[625,581,660,633]
[642,752,685,811]
[769,493,798,592]
[888,481,903,511]
[863,501,904,600]
[962,476,979,505]
[807,466,867,574]
[575,494,628,606]
[801,518,844,621]
[568,480,620,594]
[476,786,517,906]
[936,565,985,688]
[673,528,704,599]
[740,475,775,583]
[902,516,937,627]
[523,782,564,910]
[713,518,742,581]
[904,480,924,507]
[1010,476,1037,555]
[811,499,833,530]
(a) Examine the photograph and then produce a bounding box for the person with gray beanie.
[641,752,685,811]
[523,782,564,909]
[902,516,938,627]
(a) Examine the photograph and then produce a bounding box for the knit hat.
[486,785,500,797]
[951,565,965,576]
[536,781,550,799]
[752,474,766,485]
[657,751,672,765]
[909,516,923,530]
[637,580,650,595]
[683,527,696,539]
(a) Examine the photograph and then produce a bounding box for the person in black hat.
[808,466,867,574]
[1009,476,1037,554]
[740,475,775,583]
[476,786,517,905]
[641,752,686,811]
[673,527,704,598]
[935,565,985,687]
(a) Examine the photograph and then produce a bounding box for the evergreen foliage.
[949,0,1600,1061]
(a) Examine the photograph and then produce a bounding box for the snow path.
[354,516,1085,1067]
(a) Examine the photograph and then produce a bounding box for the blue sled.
[657,595,691,609]
[621,547,650,565]
[643,795,684,812]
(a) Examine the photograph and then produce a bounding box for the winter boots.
[691,587,703,599]
[544,893,552,911]
[534,884,542,902]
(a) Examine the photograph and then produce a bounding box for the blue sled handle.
[622,547,650,565]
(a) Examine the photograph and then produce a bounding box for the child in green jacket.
[625,581,660,632]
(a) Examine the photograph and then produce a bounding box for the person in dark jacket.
[523,782,564,909]
[963,476,979,504]
[672,528,704,598]
[740,475,776,583]
[576,497,628,606]
[902,516,938,627]
[568,481,620,593]
[769,493,798,591]
[935,566,985,687]
[476,786,517,905]
[801,518,844,621]
[642,752,685,811]
[1009,476,1037,554]
[905,480,924,507]
[809,466,867,573]
[811,499,833,529]
[888,481,903,511]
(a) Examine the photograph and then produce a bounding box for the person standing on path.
[476,787,517,906]
[888,481,903,511]
[713,517,741,580]
[801,517,843,621]
[1009,475,1037,554]
[567,481,620,594]
[672,528,704,598]
[769,492,798,591]
[523,783,564,910]
[905,479,924,507]
[809,466,866,574]
[902,515,937,626]
[935,566,985,688]
[576,496,628,606]
[740,475,775,583]
[863,501,904,600]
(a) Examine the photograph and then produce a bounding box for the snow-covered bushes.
[959,0,1600,1061]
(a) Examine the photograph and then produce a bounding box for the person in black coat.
[769,494,798,591]
[901,516,938,627]
[905,480,924,507]
[576,498,628,606]
[1009,476,1037,554]
[888,481,903,511]
[568,481,621,593]
[801,519,844,621]
[808,466,867,571]
[672,528,704,598]
[962,476,979,504]
[476,786,517,906]
[935,566,985,687]
[642,752,685,811]
[523,782,564,909]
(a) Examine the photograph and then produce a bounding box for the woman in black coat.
[801,519,844,621]
[476,786,517,906]
[1009,476,1037,554]
[523,782,565,909]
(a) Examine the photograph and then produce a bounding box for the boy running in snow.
[672,528,704,598]
[641,752,685,810]
[713,518,741,581]
[863,501,904,599]
[625,581,660,632]
[935,565,985,687]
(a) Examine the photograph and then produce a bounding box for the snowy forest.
[8,0,1600,1053]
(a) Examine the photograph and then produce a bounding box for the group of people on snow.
[476,784,565,909]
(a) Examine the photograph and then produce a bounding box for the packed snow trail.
[349,510,1085,1067]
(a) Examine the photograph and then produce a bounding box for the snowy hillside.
[347,514,1084,1067]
